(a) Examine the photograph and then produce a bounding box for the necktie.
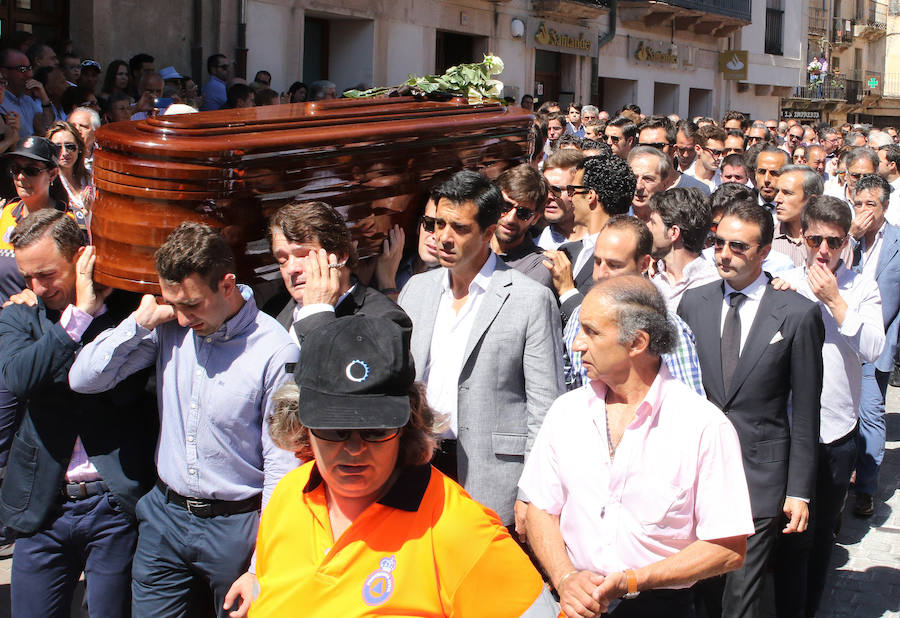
[721,292,747,393]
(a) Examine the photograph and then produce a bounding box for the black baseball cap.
[7,136,59,166]
[294,315,415,429]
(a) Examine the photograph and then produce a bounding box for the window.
[765,0,784,56]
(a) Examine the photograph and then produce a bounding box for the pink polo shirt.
[518,364,754,587]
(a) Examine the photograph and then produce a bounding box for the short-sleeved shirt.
[0,90,41,140]
[519,365,754,585]
[250,462,544,617]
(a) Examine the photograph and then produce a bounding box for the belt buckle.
[185,498,213,518]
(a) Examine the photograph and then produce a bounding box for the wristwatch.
[622,569,640,599]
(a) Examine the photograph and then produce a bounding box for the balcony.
[531,0,609,19]
[790,72,861,105]
[855,1,887,40]
[618,1,750,37]
[884,73,900,97]
[809,7,827,37]
[831,17,855,49]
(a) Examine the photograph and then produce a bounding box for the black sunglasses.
[604,134,621,144]
[309,428,401,443]
[547,184,563,197]
[639,142,669,150]
[9,163,49,177]
[420,215,436,233]
[501,199,536,221]
[701,145,725,158]
[804,234,846,250]
[566,184,591,197]
[713,236,758,254]
[3,64,30,73]
[58,143,78,152]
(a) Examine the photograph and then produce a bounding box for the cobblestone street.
[0,389,896,617]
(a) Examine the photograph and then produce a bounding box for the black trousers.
[608,588,695,617]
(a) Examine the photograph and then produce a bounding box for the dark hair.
[268,201,358,269]
[721,153,749,171]
[846,147,879,171]
[637,115,676,145]
[101,59,129,95]
[224,83,254,108]
[496,164,549,212]
[578,154,637,216]
[676,119,698,140]
[802,195,852,235]
[431,170,503,230]
[607,116,638,141]
[726,128,746,142]
[128,53,154,75]
[722,110,749,131]
[818,125,841,142]
[557,133,583,150]
[537,101,559,115]
[10,208,85,259]
[269,381,440,468]
[591,275,675,356]
[547,112,567,128]
[568,102,582,113]
[528,124,546,164]
[206,54,226,73]
[881,144,900,168]
[288,81,308,102]
[855,173,892,205]
[46,121,90,188]
[60,85,94,115]
[695,124,727,148]
[544,148,585,171]
[710,182,758,217]
[254,70,271,83]
[720,200,775,246]
[254,88,279,106]
[623,103,642,115]
[25,42,52,65]
[601,214,653,261]
[648,188,711,253]
[581,139,609,155]
[33,65,59,88]
[155,222,235,290]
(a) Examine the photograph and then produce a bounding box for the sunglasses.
[604,134,621,144]
[547,184,563,197]
[9,163,49,177]
[309,427,401,443]
[804,234,846,250]
[701,146,725,157]
[58,143,78,152]
[3,64,30,73]
[713,236,758,254]
[420,215,436,233]
[501,199,536,221]
[565,184,591,197]
[639,142,669,150]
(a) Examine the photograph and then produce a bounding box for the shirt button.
[195,369,202,376]
[187,436,194,443]
[205,337,212,343]
[188,468,196,475]
[190,403,197,409]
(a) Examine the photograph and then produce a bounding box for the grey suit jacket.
[399,259,565,524]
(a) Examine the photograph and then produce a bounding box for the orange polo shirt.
[250,462,544,617]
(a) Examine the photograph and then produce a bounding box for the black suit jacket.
[677,280,825,519]
[557,240,594,326]
[0,301,158,534]
[264,282,412,344]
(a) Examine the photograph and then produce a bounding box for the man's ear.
[219,272,237,295]
[72,245,86,265]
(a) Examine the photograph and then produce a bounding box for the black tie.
[721,292,747,393]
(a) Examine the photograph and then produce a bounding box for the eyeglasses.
[788,134,803,141]
[847,172,868,181]
[420,215,436,233]
[565,184,591,197]
[604,134,621,144]
[639,142,669,150]
[701,146,725,158]
[804,234,846,250]
[712,236,758,254]
[547,184,563,197]
[501,199,536,221]
[725,148,743,155]
[9,163,49,177]
[309,428,401,443]
[746,136,763,143]
[3,65,31,73]
[57,143,78,152]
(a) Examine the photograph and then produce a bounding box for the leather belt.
[156,480,261,519]
[62,480,109,501]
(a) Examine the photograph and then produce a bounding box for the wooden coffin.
[91,96,533,293]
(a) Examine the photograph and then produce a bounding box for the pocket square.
[769,331,784,344]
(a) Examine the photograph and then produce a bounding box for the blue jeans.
[131,485,259,618]
[11,491,137,618]
[856,363,889,495]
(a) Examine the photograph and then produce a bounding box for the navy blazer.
[0,301,157,534]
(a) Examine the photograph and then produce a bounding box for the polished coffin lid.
[91,97,532,293]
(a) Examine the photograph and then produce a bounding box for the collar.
[203,284,257,341]
[774,221,802,243]
[723,270,768,301]
[588,362,672,428]
[500,234,542,261]
[440,251,497,295]
[303,463,432,512]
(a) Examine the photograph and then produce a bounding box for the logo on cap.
[23,137,33,148]
[345,359,370,383]
[362,555,396,606]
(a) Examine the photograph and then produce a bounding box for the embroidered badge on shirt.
[362,555,396,606]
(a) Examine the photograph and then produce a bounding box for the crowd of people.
[0,34,897,618]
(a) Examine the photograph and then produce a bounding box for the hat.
[8,136,59,166]
[294,315,415,430]
[160,66,183,81]
[80,59,101,72]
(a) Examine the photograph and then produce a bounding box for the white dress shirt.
[536,225,568,251]
[652,255,720,312]
[683,160,722,191]
[854,222,886,280]
[779,264,885,443]
[424,252,498,438]
[888,178,900,226]
[572,232,599,277]
[720,271,769,353]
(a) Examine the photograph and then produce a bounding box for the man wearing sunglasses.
[243,316,556,617]
[603,116,637,160]
[537,149,586,250]
[684,125,726,192]
[846,174,900,519]
[70,223,299,616]
[678,200,824,618]
[201,53,230,111]
[0,47,55,140]
[490,164,554,291]
[399,170,564,541]
[769,195,884,617]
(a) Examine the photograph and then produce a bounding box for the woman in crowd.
[287,81,308,103]
[792,145,807,166]
[100,59,130,106]
[46,121,93,219]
